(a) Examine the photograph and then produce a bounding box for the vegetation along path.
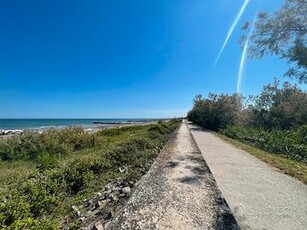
[105,122,239,229]
[188,123,307,230]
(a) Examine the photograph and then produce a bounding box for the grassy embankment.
[216,125,307,184]
[0,119,181,229]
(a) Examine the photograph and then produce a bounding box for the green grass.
[0,119,181,229]
[215,133,307,184]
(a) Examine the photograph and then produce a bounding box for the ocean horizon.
[0,118,162,130]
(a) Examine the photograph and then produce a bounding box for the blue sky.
[0,0,286,118]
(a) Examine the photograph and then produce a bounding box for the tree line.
[187,80,307,163]
[187,80,307,131]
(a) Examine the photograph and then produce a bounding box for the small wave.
[31,126,56,130]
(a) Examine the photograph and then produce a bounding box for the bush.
[0,192,31,228]
[8,218,58,230]
[148,124,168,135]
[57,127,97,151]
[0,127,97,161]
[223,125,307,162]
[62,156,111,194]
[187,94,242,131]
[106,137,155,167]
[36,153,59,170]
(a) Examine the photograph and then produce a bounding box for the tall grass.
[222,125,307,162]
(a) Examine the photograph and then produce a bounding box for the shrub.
[0,120,181,229]
[223,125,307,162]
[148,124,168,135]
[36,153,60,170]
[106,137,155,167]
[57,127,97,151]
[9,218,58,230]
[20,172,63,217]
[62,156,111,194]
[0,127,97,162]
[187,94,242,131]
[0,191,31,228]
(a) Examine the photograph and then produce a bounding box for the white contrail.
[237,17,256,93]
[214,0,250,67]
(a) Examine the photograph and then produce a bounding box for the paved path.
[189,123,307,230]
[106,122,239,230]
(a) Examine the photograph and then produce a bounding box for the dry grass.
[215,133,307,184]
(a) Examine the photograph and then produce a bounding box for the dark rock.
[106,211,113,219]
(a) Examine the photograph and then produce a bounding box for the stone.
[97,192,102,197]
[72,205,81,217]
[97,200,107,208]
[93,209,102,216]
[98,194,107,200]
[110,194,118,202]
[122,186,131,194]
[93,221,104,230]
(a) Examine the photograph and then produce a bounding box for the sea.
[0,119,158,130]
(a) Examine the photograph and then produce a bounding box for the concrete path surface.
[189,123,307,230]
[106,122,239,230]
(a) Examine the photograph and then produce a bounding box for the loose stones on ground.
[73,178,135,230]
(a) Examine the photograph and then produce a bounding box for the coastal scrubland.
[0,119,180,229]
[187,80,307,183]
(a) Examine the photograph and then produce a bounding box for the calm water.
[0,119,157,130]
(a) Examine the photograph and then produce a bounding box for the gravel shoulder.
[105,122,239,230]
[189,123,307,230]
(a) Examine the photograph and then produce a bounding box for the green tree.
[242,0,307,83]
[187,93,243,130]
[251,80,307,129]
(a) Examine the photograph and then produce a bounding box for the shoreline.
[0,121,159,139]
